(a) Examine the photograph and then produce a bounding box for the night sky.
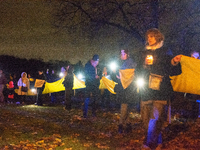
[0,0,141,64]
[0,1,98,64]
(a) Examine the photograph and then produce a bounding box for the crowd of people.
[81,28,183,149]
[0,28,199,149]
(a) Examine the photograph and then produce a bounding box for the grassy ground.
[0,102,199,150]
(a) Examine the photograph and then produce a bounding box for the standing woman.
[139,28,182,149]
[17,72,30,104]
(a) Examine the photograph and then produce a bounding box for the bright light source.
[136,78,145,87]
[105,75,111,80]
[110,62,117,71]
[59,72,64,78]
[31,88,36,93]
[77,73,83,79]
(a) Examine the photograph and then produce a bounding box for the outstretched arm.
[171,55,182,66]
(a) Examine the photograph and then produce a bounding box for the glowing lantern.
[146,55,153,65]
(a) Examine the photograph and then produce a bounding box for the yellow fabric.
[15,89,37,96]
[42,77,65,94]
[73,74,86,89]
[99,78,107,89]
[119,69,135,89]
[170,55,200,95]
[99,76,117,94]
[29,78,35,82]
[27,89,37,95]
[34,79,45,88]
[14,71,131,95]
[13,56,200,96]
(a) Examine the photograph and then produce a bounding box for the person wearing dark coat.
[62,64,74,110]
[139,28,182,149]
[115,49,137,134]
[83,54,100,118]
[35,70,46,106]
[46,69,60,104]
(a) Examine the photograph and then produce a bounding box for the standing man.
[83,54,100,118]
[0,69,7,103]
[115,49,137,134]
[63,64,74,110]
[35,69,46,106]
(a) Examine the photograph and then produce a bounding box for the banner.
[119,69,135,89]
[42,77,65,94]
[72,74,86,89]
[34,79,45,88]
[170,55,200,95]
[99,76,117,94]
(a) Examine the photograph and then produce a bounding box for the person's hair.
[145,28,164,45]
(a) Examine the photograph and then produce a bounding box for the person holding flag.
[115,49,137,134]
[139,28,182,149]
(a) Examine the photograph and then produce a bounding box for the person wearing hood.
[17,72,30,104]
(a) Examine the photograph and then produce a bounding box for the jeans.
[83,86,99,118]
[142,100,168,149]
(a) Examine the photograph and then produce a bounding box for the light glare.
[110,62,117,71]
[136,78,145,87]
[59,72,64,78]
[77,74,83,79]
[31,88,36,93]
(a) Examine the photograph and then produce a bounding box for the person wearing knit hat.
[92,54,99,61]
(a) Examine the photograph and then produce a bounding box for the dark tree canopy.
[52,0,163,43]
[51,0,200,56]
